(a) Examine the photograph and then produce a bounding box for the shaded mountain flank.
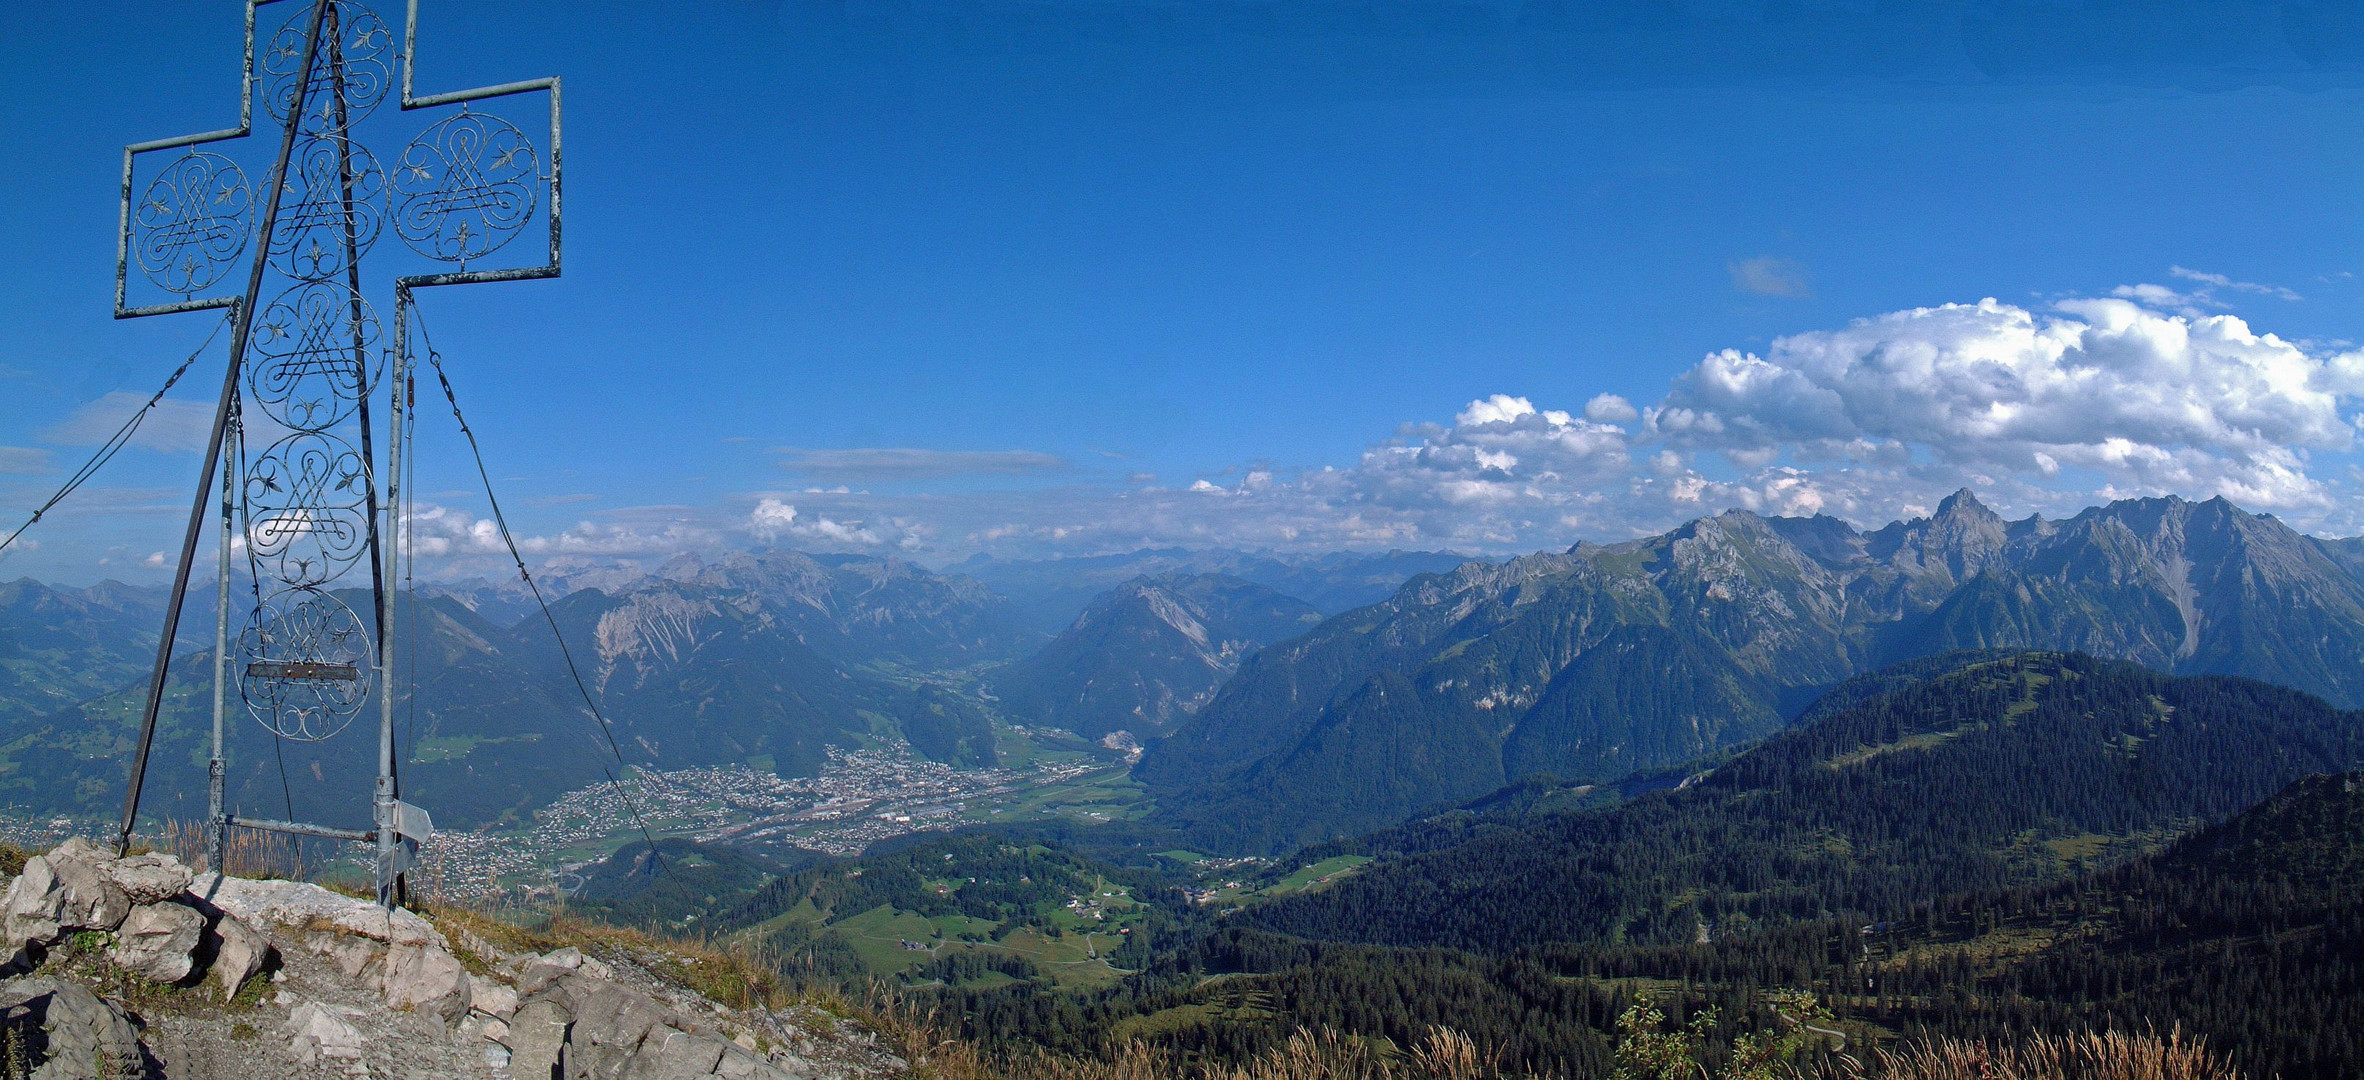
[991,573,1323,740]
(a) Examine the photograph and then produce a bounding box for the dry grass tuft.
[160,820,304,880]
[1870,1028,2242,1080]
[902,1025,1501,1080]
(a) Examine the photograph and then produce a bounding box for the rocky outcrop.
[0,841,901,1079]
[3,837,135,945]
[460,936,891,1080]
[0,841,271,1000]
[0,976,145,1080]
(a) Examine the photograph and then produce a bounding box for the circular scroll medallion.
[240,587,373,743]
[263,0,394,136]
[269,137,386,282]
[393,111,539,264]
[244,430,372,589]
[134,152,252,295]
[247,280,382,432]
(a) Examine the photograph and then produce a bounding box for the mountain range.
[1137,491,2364,851]
[0,546,1456,829]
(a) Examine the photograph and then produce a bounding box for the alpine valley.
[6,491,2364,1077]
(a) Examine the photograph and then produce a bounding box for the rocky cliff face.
[0,841,901,1079]
[1141,491,2364,852]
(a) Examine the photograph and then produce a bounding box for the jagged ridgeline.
[1140,492,2364,851]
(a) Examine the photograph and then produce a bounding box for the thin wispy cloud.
[38,393,214,453]
[2171,265,2301,301]
[1727,256,1813,298]
[2112,266,2304,316]
[0,447,51,475]
[776,447,1067,480]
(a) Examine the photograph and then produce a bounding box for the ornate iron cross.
[112,0,561,908]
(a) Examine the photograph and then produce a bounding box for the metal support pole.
[208,412,235,875]
[117,0,333,857]
[227,815,374,843]
[377,286,409,908]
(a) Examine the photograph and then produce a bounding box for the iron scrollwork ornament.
[246,280,382,431]
[263,0,393,136]
[244,430,373,588]
[270,136,386,281]
[134,152,253,295]
[393,110,540,264]
[239,587,374,742]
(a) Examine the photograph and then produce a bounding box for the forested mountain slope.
[1140,492,2364,851]
[1512,768,2364,1080]
[1244,651,2364,952]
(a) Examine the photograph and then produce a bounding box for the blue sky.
[8,1,2364,582]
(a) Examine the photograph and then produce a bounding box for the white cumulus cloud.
[1650,296,2348,511]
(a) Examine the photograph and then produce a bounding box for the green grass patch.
[1257,855,1373,898]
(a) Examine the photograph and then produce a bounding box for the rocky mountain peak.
[1932,486,1996,522]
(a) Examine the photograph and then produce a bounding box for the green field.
[963,763,1151,825]
[1260,855,1371,896]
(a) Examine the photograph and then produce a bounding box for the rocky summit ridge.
[0,840,900,1079]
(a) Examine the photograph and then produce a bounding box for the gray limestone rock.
[286,999,369,1067]
[385,940,473,1023]
[307,929,386,984]
[471,972,520,1018]
[3,852,131,946]
[519,944,586,995]
[510,997,573,1080]
[621,1026,729,1079]
[562,977,672,1077]
[715,1042,801,1080]
[108,901,204,983]
[98,853,194,906]
[0,976,146,1080]
[207,908,273,1002]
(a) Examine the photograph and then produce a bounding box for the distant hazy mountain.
[0,550,1016,829]
[991,573,1323,740]
[647,550,1032,670]
[956,548,1472,633]
[0,578,174,725]
[1246,651,2364,950]
[1139,491,2364,851]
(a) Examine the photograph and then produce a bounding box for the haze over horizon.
[11,2,2364,583]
